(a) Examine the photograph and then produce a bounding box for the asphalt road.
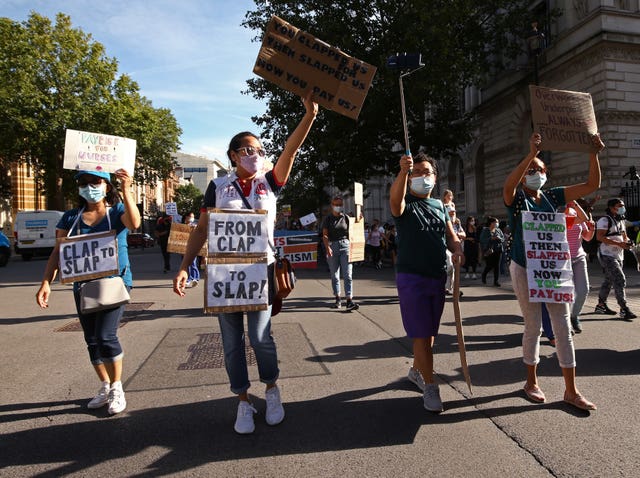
[1,248,639,477]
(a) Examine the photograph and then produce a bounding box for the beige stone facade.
[458,2,640,222]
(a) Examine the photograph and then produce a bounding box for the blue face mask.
[79,184,106,203]
[410,176,435,195]
[617,206,626,216]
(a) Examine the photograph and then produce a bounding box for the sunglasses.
[77,177,104,187]
[235,146,266,157]
[526,166,547,176]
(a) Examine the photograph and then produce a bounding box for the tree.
[0,13,182,209]
[174,183,204,219]
[242,0,537,212]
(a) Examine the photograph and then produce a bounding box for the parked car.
[127,232,155,248]
[0,231,11,266]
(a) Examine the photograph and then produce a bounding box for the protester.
[463,216,480,279]
[445,206,465,295]
[594,198,637,320]
[36,169,140,415]
[182,212,200,288]
[368,218,385,269]
[154,214,172,273]
[385,224,398,267]
[504,132,603,411]
[566,199,595,332]
[173,93,318,434]
[390,152,464,413]
[321,195,359,311]
[479,217,504,287]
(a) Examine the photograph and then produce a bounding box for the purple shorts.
[396,272,446,338]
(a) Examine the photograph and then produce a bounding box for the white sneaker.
[107,382,127,415]
[87,381,110,409]
[185,281,191,288]
[234,401,256,434]
[407,367,425,392]
[265,386,285,426]
[423,383,443,412]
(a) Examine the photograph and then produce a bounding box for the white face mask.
[332,206,343,213]
[238,153,263,175]
[410,176,435,195]
[524,172,547,190]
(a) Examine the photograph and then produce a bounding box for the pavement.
[1,248,640,477]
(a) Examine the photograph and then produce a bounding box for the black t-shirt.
[322,214,350,241]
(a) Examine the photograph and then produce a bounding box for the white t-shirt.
[597,215,624,261]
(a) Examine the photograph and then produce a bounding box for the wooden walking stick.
[453,258,473,394]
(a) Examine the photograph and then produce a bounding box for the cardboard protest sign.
[167,223,207,256]
[58,231,119,284]
[273,233,318,268]
[348,216,365,263]
[64,129,136,175]
[530,85,598,152]
[354,182,363,206]
[207,209,269,257]
[253,16,377,119]
[204,257,269,313]
[522,211,574,303]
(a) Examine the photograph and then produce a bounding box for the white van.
[14,210,64,260]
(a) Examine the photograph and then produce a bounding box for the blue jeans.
[218,307,279,395]
[327,239,353,298]
[187,257,200,282]
[73,287,128,365]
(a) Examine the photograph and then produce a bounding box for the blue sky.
[3,0,267,167]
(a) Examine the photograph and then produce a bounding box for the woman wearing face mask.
[594,198,637,319]
[173,93,318,434]
[479,216,504,287]
[322,196,359,310]
[390,152,464,413]
[36,169,140,415]
[503,132,603,411]
[463,216,479,279]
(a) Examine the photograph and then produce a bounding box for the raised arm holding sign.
[35,168,140,416]
[172,91,318,435]
[503,132,602,412]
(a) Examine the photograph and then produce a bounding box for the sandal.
[564,393,597,411]
[523,384,546,403]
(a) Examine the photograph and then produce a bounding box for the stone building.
[451,0,640,222]
[173,152,228,194]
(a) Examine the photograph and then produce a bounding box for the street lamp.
[526,21,545,85]
[387,53,425,156]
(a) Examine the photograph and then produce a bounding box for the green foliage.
[242,0,536,211]
[174,183,203,218]
[0,13,182,209]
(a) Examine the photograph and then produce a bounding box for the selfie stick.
[387,53,425,156]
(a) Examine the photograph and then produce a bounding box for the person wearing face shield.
[503,132,604,411]
[172,92,318,434]
[36,169,141,415]
[594,198,637,319]
[322,196,358,310]
[390,152,465,413]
